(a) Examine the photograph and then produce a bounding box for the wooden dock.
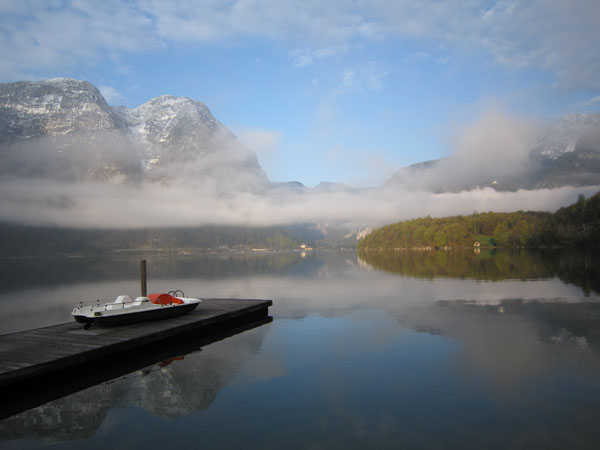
[0,298,272,390]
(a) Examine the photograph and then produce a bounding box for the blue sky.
[1,0,599,187]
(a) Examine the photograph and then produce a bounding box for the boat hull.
[74,302,199,326]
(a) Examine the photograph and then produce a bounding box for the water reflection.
[359,248,600,294]
[0,252,304,290]
[1,251,600,449]
[1,251,597,334]
[0,253,303,334]
[0,317,272,442]
[403,300,600,389]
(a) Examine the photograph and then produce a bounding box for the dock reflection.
[0,312,272,437]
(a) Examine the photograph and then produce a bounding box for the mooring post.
[140,259,147,297]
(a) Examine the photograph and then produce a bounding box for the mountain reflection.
[1,252,600,448]
[359,248,600,295]
[0,321,270,443]
[402,299,600,389]
[0,252,304,291]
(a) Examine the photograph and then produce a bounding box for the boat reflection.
[0,313,272,442]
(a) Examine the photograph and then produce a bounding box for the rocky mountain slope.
[531,112,600,159]
[4,77,596,195]
[0,78,267,187]
[385,112,600,192]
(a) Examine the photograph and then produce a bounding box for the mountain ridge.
[3,77,598,193]
[385,112,600,193]
[0,78,268,186]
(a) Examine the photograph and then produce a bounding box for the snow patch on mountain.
[532,112,600,159]
[0,78,268,187]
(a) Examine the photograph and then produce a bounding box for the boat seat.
[129,297,149,307]
[107,295,133,310]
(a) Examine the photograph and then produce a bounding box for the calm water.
[1,250,600,449]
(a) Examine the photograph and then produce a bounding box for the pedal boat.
[72,291,201,326]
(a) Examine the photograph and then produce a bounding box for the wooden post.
[140,259,147,297]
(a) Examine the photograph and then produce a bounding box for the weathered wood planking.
[0,298,271,387]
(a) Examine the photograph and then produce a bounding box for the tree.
[513,219,531,246]
[493,222,510,246]
[434,231,447,248]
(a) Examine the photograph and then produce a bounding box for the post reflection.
[0,315,272,442]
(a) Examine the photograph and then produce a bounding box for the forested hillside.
[359,191,600,250]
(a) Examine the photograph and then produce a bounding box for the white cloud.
[237,128,281,155]
[0,1,161,80]
[290,46,345,68]
[0,104,594,229]
[115,65,134,77]
[235,127,283,177]
[99,86,126,104]
[1,1,598,87]
[324,145,402,187]
[338,62,390,93]
[389,107,542,192]
[341,70,357,91]
[450,109,537,177]
[583,96,600,107]
[0,174,595,229]
[403,51,429,65]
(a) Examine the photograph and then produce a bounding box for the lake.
[1,249,600,449]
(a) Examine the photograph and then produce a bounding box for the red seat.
[148,293,184,305]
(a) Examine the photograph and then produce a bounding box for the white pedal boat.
[72,291,202,326]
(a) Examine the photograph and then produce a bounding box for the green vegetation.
[358,191,600,251]
[359,248,556,281]
[358,248,600,295]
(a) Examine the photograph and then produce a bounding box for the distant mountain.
[3,78,599,194]
[0,78,362,248]
[0,78,126,140]
[531,112,600,159]
[0,78,139,181]
[385,112,600,192]
[0,78,268,188]
[114,95,268,188]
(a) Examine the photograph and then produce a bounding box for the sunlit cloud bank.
[0,176,596,229]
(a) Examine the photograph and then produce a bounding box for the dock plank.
[0,298,271,387]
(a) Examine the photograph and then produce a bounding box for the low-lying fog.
[0,109,597,229]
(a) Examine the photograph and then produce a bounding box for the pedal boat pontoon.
[72,291,201,326]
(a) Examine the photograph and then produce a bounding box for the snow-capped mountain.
[0,78,126,140]
[384,112,600,192]
[119,95,222,170]
[532,112,600,160]
[2,78,598,195]
[114,95,268,185]
[0,78,268,186]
